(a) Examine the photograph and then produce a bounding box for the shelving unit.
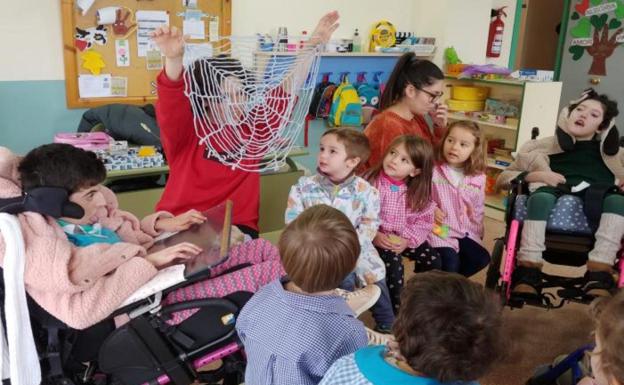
[443,76,562,220]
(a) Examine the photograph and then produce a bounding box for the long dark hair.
[366,135,434,212]
[379,52,444,110]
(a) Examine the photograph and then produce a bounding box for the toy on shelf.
[444,46,465,76]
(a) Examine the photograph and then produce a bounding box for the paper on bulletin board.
[136,10,169,57]
[111,77,128,97]
[78,74,112,98]
[183,19,205,40]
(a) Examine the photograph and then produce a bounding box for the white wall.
[1,0,518,82]
[0,1,65,81]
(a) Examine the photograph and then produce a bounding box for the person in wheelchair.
[0,143,285,330]
[497,89,624,299]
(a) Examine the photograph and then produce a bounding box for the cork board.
[61,0,231,109]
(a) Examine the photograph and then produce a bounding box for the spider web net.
[183,37,321,172]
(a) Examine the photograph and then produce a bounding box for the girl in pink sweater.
[429,121,490,277]
[0,144,284,330]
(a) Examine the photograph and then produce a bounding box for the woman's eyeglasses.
[415,86,443,103]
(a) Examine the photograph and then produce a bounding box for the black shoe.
[511,265,542,297]
[583,270,616,298]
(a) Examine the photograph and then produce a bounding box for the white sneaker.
[366,327,395,346]
[335,285,381,317]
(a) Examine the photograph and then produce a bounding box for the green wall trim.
[0,80,86,154]
[554,0,572,81]
[508,0,524,69]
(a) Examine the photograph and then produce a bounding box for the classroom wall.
[0,0,517,154]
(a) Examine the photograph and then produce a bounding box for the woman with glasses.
[363,52,448,169]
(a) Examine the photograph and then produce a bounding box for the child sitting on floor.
[319,271,503,385]
[578,291,624,385]
[237,204,369,385]
[365,134,438,314]
[285,128,394,333]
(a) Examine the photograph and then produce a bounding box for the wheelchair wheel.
[486,238,505,289]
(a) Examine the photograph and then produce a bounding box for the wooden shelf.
[444,75,526,87]
[486,158,508,170]
[448,113,517,130]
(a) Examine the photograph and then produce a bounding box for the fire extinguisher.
[486,6,507,58]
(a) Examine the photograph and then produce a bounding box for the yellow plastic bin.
[447,99,485,112]
[451,86,490,101]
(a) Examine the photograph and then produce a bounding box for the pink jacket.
[373,173,435,249]
[0,147,171,329]
[428,163,485,251]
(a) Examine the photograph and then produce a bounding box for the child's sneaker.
[365,327,394,346]
[335,285,381,317]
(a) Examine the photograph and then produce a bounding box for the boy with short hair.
[320,271,504,385]
[236,204,368,385]
[285,128,394,333]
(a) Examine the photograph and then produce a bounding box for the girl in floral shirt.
[366,135,438,313]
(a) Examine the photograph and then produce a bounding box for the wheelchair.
[0,265,251,385]
[484,177,624,309]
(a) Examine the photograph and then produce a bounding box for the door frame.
[553,0,573,80]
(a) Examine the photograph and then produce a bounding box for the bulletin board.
[61,0,232,109]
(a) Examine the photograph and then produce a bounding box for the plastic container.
[446,99,485,112]
[451,86,490,101]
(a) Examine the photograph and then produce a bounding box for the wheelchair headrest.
[0,187,84,219]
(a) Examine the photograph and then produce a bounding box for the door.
[557,0,624,133]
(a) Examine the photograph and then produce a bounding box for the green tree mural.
[568,0,624,76]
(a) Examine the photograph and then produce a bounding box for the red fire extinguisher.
[486,6,507,58]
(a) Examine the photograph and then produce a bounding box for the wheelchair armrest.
[160,297,240,318]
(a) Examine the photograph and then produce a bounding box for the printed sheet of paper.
[78,74,112,98]
[111,76,128,97]
[136,10,169,57]
[183,19,205,40]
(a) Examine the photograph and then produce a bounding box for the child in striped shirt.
[429,120,490,277]
[365,135,438,313]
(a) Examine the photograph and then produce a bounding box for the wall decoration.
[75,25,108,51]
[568,0,623,75]
[81,50,106,75]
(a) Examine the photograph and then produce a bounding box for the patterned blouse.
[285,174,386,283]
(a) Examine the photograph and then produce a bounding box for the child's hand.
[309,11,340,45]
[363,272,377,285]
[145,242,202,267]
[390,237,409,254]
[434,208,446,225]
[373,232,396,250]
[430,103,449,128]
[525,171,566,187]
[156,209,206,232]
[150,26,185,59]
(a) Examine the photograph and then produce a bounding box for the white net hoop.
[183,36,321,172]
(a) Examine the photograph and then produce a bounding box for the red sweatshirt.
[155,71,285,230]
[363,110,446,169]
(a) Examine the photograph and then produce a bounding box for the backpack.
[328,74,362,127]
[308,73,335,118]
[355,72,381,125]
